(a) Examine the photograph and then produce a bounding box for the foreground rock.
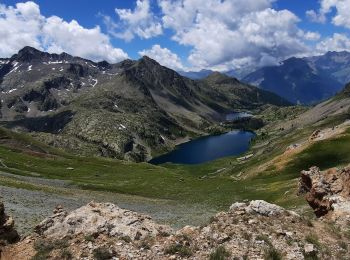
[3,200,349,259]
[35,202,172,240]
[0,202,19,252]
[299,166,350,221]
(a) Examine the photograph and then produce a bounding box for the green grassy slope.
[1,88,350,213]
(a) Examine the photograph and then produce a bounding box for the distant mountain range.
[178,69,214,80]
[178,67,254,81]
[0,47,289,162]
[243,51,350,104]
[179,51,350,105]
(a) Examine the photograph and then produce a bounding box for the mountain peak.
[15,46,46,62]
[18,46,41,54]
[129,56,174,75]
[14,46,76,63]
[138,56,161,68]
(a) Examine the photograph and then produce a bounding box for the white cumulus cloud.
[316,33,350,53]
[158,0,311,71]
[306,9,326,24]
[105,0,162,41]
[138,44,186,71]
[42,16,128,63]
[306,0,350,29]
[0,1,43,57]
[0,1,128,62]
[302,31,321,41]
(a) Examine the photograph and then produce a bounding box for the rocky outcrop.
[230,200,293,217]
[4,200,349,260]
[0,202,19,247]
[299,166,350,219]
[35,202,172,241]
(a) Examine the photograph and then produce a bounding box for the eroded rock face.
[299,166,350,218]
[35,201,172,241]
[0,202,20,246]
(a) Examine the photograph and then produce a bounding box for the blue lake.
[149,130,255,165]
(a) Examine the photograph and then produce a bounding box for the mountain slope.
[201,72,288,108]
[280,82,350,129]
[0,47,290,161]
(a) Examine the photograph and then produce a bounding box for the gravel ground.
[0,172,216,235]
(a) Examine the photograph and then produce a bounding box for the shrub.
[165,243,192,257]
[176,234,191,243]
[32,241,53,260]
[339,241,348,251]
[242,232,252,241]
[32,238,69,260]
[61,248,73,260]
[84,234,95,242]
[305,234,321,249]
[120,235,132,243]
[306,219,314,227]
[53,239,69,249]
[256,234,272,246]
[328,223,342,238]
[344,228,350,239]
[264,247,282,260]
[33,239,54,255]
[139,235,154,250]
[209,246,231,260]
[93,247,114,260]
[303,251,319,260]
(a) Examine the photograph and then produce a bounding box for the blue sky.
[1,0,350,71]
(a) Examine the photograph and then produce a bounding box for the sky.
[1,0,350,72]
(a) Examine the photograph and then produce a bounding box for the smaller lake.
[149,130,255,165]
[225,112,252,121]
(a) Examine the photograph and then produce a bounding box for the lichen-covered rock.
[230,200,297,217]
[246,200,286,216]
[35,201,172,241]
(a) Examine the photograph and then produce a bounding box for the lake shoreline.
[149,130,255,165]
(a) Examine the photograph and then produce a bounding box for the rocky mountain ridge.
[0,46,289,162]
